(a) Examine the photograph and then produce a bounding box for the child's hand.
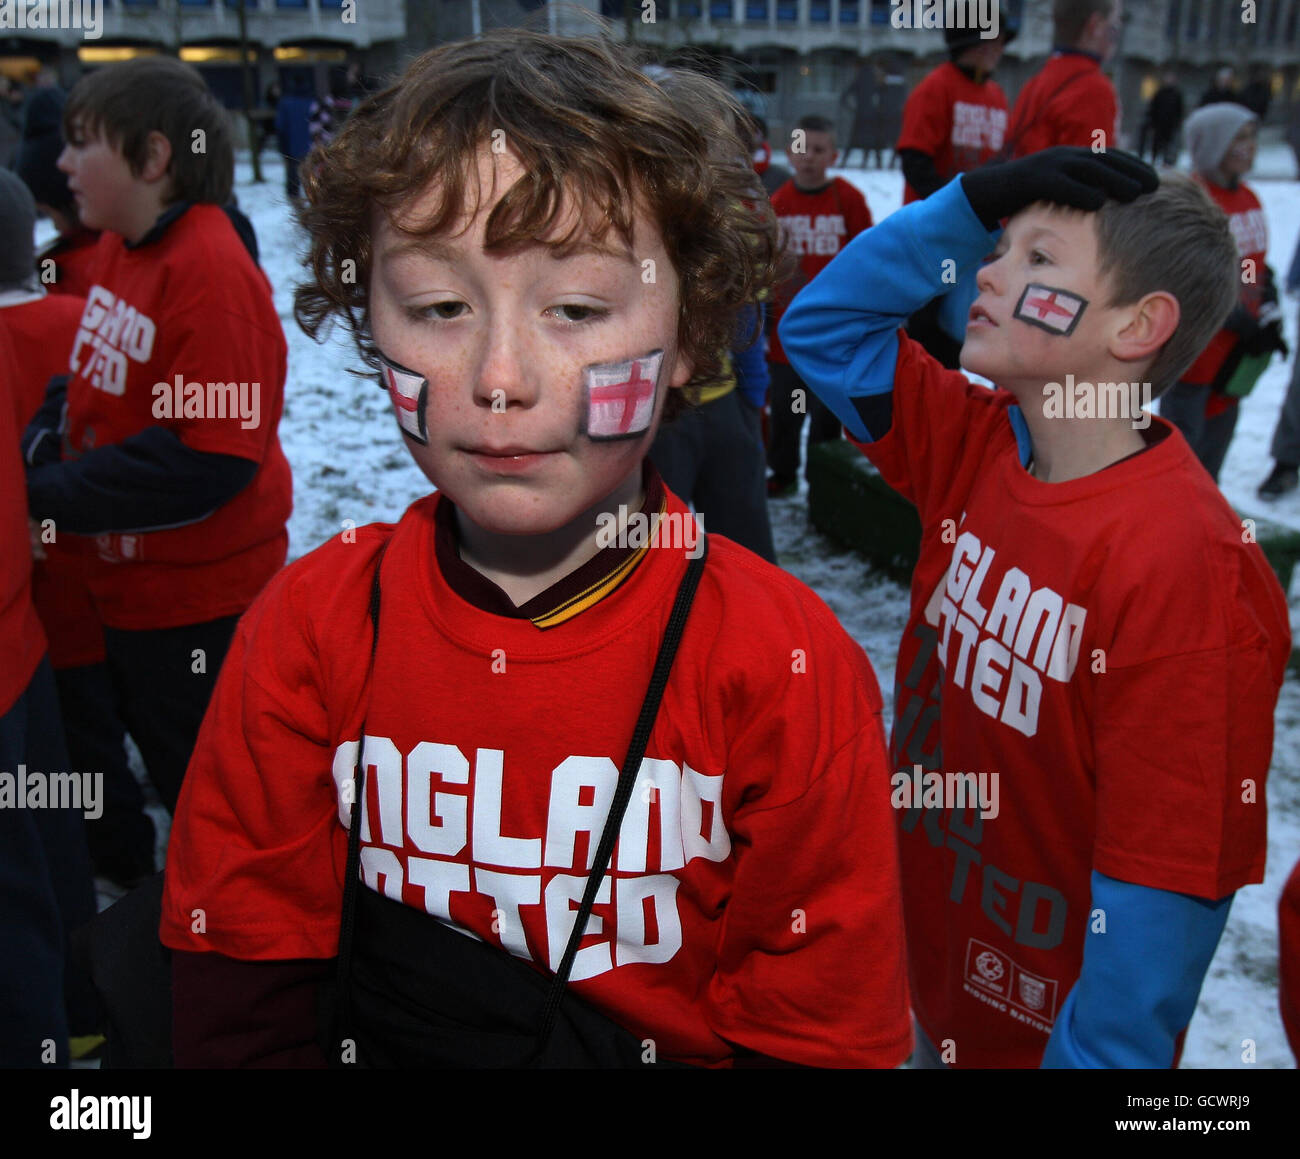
[961,147,1158,231]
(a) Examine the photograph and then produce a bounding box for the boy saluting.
[781,148,1290,1067]
[160,32,911,1069]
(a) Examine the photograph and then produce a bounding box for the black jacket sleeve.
[898,148,946,200]
[21,374,69,469]
[25,425,259,534]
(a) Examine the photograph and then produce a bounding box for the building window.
[179,0,214,8]
[810,0,830,22]
[840,1,859,22]
[776,0,797,21]
[277,0,309,9]
[746,0,769,19]
[711,0,734,19]
[871,0,891,25]
[1165,0,1181,39]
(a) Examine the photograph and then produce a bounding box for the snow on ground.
[160,143,1300,1068]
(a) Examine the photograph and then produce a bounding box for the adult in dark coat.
[274,77,315,200]
[1143,72,1184,165]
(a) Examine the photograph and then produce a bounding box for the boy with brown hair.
[781,148,1290,1067]
[160,30,911,1069]
[21,56,292,821]
[767,113,872,496]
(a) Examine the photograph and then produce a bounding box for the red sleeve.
[855,333,1017,529]
[1281,859,1300,1063]
[158,304,287,462]
[704,592,911,1068]
[1092,545,1281,899]
[842,181,873,235]
[897,69,952,157]
[159,533,380,961]
[172,949,331,1068]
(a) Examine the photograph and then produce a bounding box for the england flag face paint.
[582,350,663,441]
[378,353,429,444]
[1013,284,1088,337]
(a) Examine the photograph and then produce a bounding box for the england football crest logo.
[378,354,429,445]
[1018,972,1046,1010]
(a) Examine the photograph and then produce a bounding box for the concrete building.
[3,0,1298,152]
[0,0,406,112]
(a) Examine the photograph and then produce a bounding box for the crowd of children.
[1,12,1298,1071]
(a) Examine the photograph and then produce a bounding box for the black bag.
[323,539,708,1068]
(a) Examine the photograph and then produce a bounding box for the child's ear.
[667,348,694,390]
[140,130,173,185]
[1112,290,1180,365]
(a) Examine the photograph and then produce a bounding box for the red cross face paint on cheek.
[378,352,429,444]
[1013,284,1088,337]
[582,350,663,441]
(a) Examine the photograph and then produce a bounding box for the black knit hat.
[15,86,74,216]
[946,6,1018,54]
[0,168,37,291]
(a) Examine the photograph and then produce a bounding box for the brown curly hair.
[293,30,780,417]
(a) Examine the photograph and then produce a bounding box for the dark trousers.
[284,155,302,198]
[55,661,154,879]
[102,615,239,814]
[1268,303,1300,466]
[766,360,843,484]
[1159,383,1241,483]
[650,389,777,562]
[0,657,98,1063]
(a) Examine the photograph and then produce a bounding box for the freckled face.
[368,146,692,537]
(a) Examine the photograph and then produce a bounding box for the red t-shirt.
[769,178,873,364]
[897,62,1009,204]
[1,291,85,430]
[857,335,1288,1068]
[1182,180,1268,418]
[61,204,292,629]
[37,228,104,300]
[2,292,103,668]
[160,488,912,1068]
[0,326,46,717]
[1008,52,1120,157]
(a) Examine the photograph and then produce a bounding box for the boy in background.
[160,31,910,1069]
[781,148,1289,1067]
[1008,0,1122,156]
[766,114,872,497]
[21,57,292,818]
[14,81,101,297]
[896,11,1015,368]
[1161,104,1287,484]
